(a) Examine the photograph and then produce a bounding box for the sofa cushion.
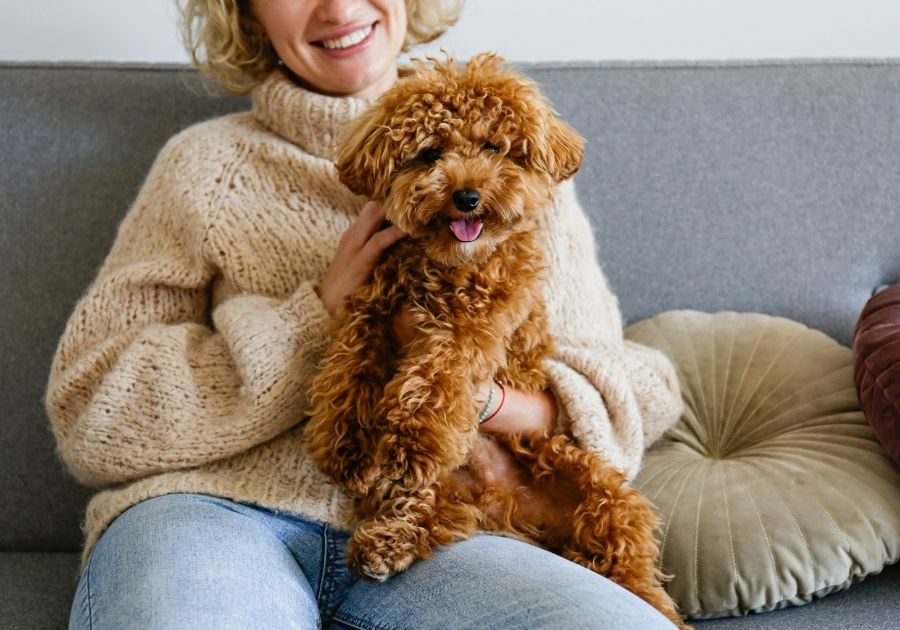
[625,311,900,619]
[853,284,900,464]
[0,553,80,629]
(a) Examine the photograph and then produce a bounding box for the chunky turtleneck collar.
[251,69,372,161]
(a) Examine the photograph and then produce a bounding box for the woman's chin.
[306,39,397,97]
[309,64,394,99]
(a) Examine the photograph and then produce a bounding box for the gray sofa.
[2,60,898,629]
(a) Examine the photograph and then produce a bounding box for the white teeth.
[321,25,373,50]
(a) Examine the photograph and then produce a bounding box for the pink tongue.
[449,218,483,242]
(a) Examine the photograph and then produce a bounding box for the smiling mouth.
[449,217,484,242]
[314,23,376,50]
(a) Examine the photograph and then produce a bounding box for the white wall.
[2,0,899,63]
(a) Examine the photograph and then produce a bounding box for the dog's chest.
[380,241,542,329]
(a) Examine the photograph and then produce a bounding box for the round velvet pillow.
[853,284,900,465]
[624,311,900,620]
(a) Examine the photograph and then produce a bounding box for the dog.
[305,53,687,629]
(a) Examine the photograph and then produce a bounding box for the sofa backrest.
[2,60,898,551]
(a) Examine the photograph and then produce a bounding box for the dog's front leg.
[377,337,483,492]
[305,295,395,496]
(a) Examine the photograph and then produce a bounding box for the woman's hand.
[316,201,407,316]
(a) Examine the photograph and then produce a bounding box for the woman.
[47,1,683,627]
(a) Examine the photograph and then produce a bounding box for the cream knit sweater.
[44,70,683,570]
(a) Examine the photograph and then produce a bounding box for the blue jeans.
[69,493,676,629]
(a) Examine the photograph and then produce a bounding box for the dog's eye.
[483,143,501,154]
[418,148,443,164]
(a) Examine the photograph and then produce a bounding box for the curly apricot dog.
[306,53,686,628]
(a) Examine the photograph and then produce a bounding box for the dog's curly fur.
[305,53,687,628]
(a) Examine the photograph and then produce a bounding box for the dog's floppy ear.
[523,109,585,183]
[334,106,395,200]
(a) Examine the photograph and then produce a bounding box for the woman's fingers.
[343,201,387,251]
[361,223,407,262]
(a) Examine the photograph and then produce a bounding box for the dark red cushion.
[854,284,900,465]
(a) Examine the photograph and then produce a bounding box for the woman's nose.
[315,0,361,24]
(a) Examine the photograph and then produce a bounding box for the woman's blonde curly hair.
[177,0,464,95]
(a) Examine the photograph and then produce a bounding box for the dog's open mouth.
[449,217,484,242]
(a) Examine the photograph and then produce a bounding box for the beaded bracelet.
[477,379,506,425]
[482,380,506,424]
[476,381,495,424]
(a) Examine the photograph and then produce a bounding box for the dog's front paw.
[348,521,423,582]
[338,465,380,497]
[380,434,444,490]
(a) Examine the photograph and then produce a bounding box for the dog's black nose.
[452,188,480,212]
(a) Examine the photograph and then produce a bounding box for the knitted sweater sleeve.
[44,134,332,488]
[541,180,684,479]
